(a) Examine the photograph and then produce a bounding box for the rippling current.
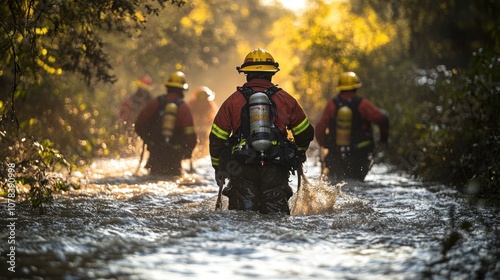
[1,156,499,280]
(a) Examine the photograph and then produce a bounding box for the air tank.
[336,106,352,146]
[162,102,178,143]
[248,92,272,153]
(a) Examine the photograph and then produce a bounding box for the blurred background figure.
[119,76,154,124]
[186,86,218,159]
[135,71,196,176]
[315,71,389,182]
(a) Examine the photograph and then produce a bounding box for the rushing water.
[1,156,500,280]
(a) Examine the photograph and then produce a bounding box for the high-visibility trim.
[297,146,308,151]
[211,123,230,140]
[211,156,220,167]
[356,140,372,149]
[184,126,195,135]
[291,118,311,135]
[231,138,281,153]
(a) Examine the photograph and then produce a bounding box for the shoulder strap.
[265,85,281,98]
[240,87,255,101]
[240,85,281,100]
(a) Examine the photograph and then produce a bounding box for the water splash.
[289,175,346,216]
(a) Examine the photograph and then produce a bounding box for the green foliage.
[1,0,186,86]
[457,50,500,197]
[0,127,74,211]
[380,51,499,198]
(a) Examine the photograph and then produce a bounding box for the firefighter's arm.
[210,121,232,187]
[290,101,315,161]
[358,99,390,143]
[209,123,230,170]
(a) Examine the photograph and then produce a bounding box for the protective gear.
[248,92,272,154]
[335,106,353,146]
[209,74,314,215]
[162,102,178,143]
[165,71,189,90]
[215,170,226,187]
[337,72,362,91]
[223,164,293,214]
[236,48,280,73]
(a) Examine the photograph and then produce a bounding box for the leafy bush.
[1,117,75,211]
[384,49,499,198]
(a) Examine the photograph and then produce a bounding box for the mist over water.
[2,157,499,279]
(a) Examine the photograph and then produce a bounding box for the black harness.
[229,86,296,168]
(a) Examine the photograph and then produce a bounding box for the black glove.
[215,169,225,186]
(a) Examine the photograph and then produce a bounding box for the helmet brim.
[165,82,189,90]
[337,83,362,91]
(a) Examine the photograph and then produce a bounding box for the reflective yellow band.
[231,139,280,152]
[356,140,372,149]
[211,123,230,140]
[291,118,310,135]
[185,126,195,135]
[211,156,220,167]
[297,146,307,151]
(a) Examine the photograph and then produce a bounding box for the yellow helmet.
[337,72,362,91]
[165,71,188,90]
[236,48,280,73]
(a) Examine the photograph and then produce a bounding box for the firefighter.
[135,71,197,176]
[315,71,389,181]
[119,76,153,124]
[186,86,218,159]
[210,48,314,214]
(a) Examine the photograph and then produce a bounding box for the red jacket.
[315,91,389,147]
[210,78,314,169]
[135,92,196,155]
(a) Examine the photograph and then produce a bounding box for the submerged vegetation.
[1,0,499,207]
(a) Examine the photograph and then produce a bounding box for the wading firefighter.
[315,71,389,181]
[135,71,197,176]
[186,86,218,159]
[210,48,314,214]
[119,76,153,124]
